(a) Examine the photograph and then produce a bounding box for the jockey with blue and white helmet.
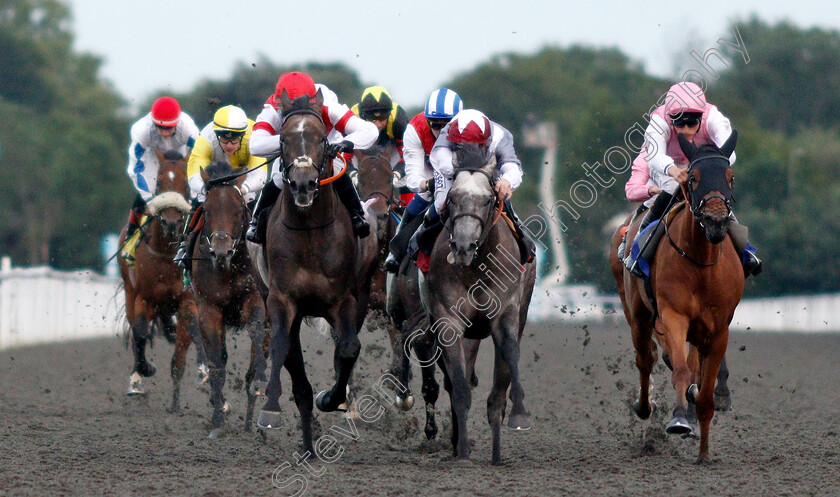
[383,88,463,272]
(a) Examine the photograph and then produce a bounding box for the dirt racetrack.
[1,319,838,497]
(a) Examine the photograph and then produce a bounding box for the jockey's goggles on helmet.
[669,113,702,128]
[427,119,449,131]
[362,109,390,121]
[215,130,245,143]
[155,123,176,131]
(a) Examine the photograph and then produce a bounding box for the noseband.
[447,168,503,249]
[686,154,733,222]
[280,108,330,188]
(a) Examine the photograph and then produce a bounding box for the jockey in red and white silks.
[430,109,523,214]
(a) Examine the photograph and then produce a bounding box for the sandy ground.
[1,318,838,497]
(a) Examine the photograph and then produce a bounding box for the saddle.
[628,201,687,279]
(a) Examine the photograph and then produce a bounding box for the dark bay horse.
[254,91,378,455]
[118,153,207,412]
[425,143,537,465]
[355,145,417,410]
[189,163,268,438]
[610,132,743,463]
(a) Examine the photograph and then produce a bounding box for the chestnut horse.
[189,163,268,438]
[253,91,378,456]
[610,132,743,463]
[118,153,207,412]
[425,143,537,465]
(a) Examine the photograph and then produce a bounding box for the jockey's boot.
[503,200,537,264]
[246,181,281,245]
[728,214,763,277]
[409,209,445,257]
[624,191,673,277]
[121,198,147,266]
[333,172,371,238]
[384,210,421,273]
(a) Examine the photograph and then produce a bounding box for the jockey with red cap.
[122,96,199,264]
[622,81,762,277]
[246,71,378,243]
[409,109,535,265]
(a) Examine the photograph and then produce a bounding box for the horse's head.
[356,145,396,244]
[678,130,738,244]
[279,90,329,208]
[447,143,499,267]
[202,163,248,271]
[151,152,190,238]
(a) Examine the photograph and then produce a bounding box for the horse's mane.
[454,143,495,173]
[286,94,318,113]
[205,162,235,181]
[162,150,184,161]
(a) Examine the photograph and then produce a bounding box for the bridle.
[202,181,248,260]
[447,167,505,250]
[279,108,330,191]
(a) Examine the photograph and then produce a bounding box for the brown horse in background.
[425,143,537,465]
[118,152,207,412]
[610,132,744,463]
[189,163,268,438]
[354,145,416,410]
[253,91,378,456]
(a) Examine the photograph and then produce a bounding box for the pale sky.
[68,0,840,111]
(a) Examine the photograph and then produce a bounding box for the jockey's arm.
[644,114,679,181]
[706,107,737,165]
[495,127,523,200]
[625,154,655,202]
[240,153,269,199]
[249,104,283,157]
[403,125,429,192]
[331,109,378,151]
[126,121,155,202]
[187,136,213,201]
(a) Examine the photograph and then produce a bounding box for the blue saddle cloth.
[628,219,661,279]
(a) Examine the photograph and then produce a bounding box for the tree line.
[0,2,835,297]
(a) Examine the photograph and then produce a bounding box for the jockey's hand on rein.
[327,140,354,157]
[668,165,689,184]
[495,178,512,202]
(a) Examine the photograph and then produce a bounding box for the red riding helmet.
[446,109,492,145]
[151,96,181,127]
[275,72,317,100]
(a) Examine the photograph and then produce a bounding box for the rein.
[662,210,722,267]
[447,168,505,249]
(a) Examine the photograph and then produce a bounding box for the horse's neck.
[280,184,337,227]
[675,210,717,260]
[147,220,176,253]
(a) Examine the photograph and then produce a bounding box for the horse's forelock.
[454,143,493,172]
[205,162,235,180]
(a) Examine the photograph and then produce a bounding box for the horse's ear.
[719,129,738,158]
[312,89,324,112]
[280,90,292,112]
[677,133,697,161]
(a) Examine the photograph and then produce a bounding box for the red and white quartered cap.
[447,109,491,145]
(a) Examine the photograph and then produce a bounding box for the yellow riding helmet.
[212,105,248,135]
[359,86,393,120]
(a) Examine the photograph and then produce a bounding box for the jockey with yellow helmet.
[350,86,409,169]
[122,96,199,264]
[174,105,268,271]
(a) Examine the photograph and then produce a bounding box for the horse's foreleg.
[317,298,362,413]
[488,347,511,465]
[284,319,314,455]
[714,354,732,411]
[168,317,191,413]
[414,334,441,440]
[657,308,693,435]
[127,308,154,396]
[494,316,530,432]
[386,318,415,411]
[198,304,227,438]
[696,334,728,464]
[243,296,267,432]
[258,292,293,429]
[182,302,207,384]
[464,338,481,388]
[438,336,471,460]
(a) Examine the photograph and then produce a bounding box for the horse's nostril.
[289,181,297,190]
[307,180,317,191]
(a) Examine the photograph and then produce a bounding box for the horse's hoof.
[137,362,156,378]
[126,372,144,396]
[209,428,223,439]
[696,453,712,465]
[425,422,438,440]
[507,414,532,431]
[686,384,699,403]
[666,416,693,435]
[316,390,348,413]
[395,394,415,411]
[222,401,230,414]
[632,400,652,420]
[257,410,283,429]
[196,364,209,385]
[470,372,479,388]
[249,379,268,397]
[714,393,732,411]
